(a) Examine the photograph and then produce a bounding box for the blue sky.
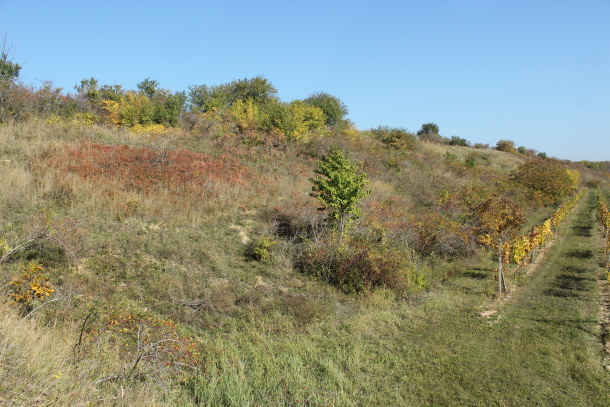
[1,0,609,161]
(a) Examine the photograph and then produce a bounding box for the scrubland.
[1,80,610,405]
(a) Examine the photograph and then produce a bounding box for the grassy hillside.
[1,110,609,405]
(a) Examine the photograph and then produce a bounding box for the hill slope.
[1,119,609,405]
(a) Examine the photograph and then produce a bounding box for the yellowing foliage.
[9,262,55,306]
[510,235,530,265]
[512,159,580,205]
[130,123,168,135]
[502,189,585,265]
[102,99,121,125]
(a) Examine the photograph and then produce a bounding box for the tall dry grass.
[0,302,185,406]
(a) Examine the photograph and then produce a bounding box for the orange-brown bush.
[295,234,412,294]
[409,211,477,259]
[40,143,255,203]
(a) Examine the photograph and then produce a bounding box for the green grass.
[1,121,610,405]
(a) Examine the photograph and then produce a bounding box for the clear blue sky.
[1,0,609,161]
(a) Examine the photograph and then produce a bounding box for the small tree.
[0,38,21,81]
[0,53,21,81]
[310,146,371,235]
[418,122,438,136]
[417,122,445,143]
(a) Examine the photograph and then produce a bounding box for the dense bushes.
[0,81,89,124]
[511,158,580,205]
[295,234,422,294]
[259,99,327,141]
[370,126,417,150]
[187,76,278,113]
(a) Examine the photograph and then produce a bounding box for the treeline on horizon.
[0,52,606,169]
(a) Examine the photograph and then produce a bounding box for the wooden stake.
[498,239,503,294]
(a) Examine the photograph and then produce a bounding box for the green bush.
[259,100,326,141]
[0,52,21,81]
[448,136,469,146]
[188,76,278,113]
[245,236,277,262]
[417,122,446,143]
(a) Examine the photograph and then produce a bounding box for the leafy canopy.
[303,92,348,126]
[0,53,21,81]
[188,76,278,113]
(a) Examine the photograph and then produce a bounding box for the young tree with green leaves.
[0,38,21,81]
[310,146,371,235]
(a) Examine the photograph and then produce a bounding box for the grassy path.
[419,189,610,406]
[484,189,610,405]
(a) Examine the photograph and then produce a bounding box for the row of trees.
[0,49,557,158]
[1,61,351,141]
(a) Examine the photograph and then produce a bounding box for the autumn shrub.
[495,139,517,153]
[370,126,417,151]
[78,309,206,383]
[585,179,602,188]
[404,187,500,259]
[473,143,490,149]
[187,109,239,139]
[268,204,326,244]
[258,99,326,141]
[409,211,477,259]
[511,158,580,205]
[0,80,79,123]
[472,196,525,248]
[8,261,55,310]
[295,234,414,294]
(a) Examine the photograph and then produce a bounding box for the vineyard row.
[502,189,587,266]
